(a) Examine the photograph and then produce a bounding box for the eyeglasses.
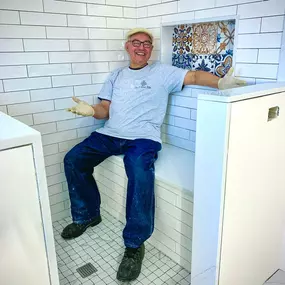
[129,39,153,48]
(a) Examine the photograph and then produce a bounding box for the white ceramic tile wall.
[0,0,284,233]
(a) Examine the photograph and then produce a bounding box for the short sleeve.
[160,64,188,94]
[98,68,122,101]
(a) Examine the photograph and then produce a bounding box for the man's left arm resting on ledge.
[183,67,247,90]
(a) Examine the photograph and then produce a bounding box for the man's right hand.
[66,96,95,117]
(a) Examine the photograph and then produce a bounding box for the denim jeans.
[64,131,161,248]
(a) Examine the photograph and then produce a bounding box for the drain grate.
[76,263,97,278]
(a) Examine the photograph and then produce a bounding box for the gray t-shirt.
[96,62,188,143]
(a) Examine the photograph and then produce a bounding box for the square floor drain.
[76,263,97,278]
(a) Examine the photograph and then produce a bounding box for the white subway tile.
[77,125,96,138]
[0,91,30,105]
[33,110,75,124]
[42,130,77,145]
[0,52,48,66]
[70,39,107,51]
[258,49,280,64]
[0,0,43,12]
[235,63,278,79]
[0,105,6,113]
[46,164,61,177]
[4,77,51,92]
[237,33,283,49]
[238,0,285,19]
[50,202,65,214]
[162,124,190,139]
[45,153,65,166]
[54,95,93,110]
[0,25,46,38]
[67,0,104,3]
[175,96,197,109]
[106,0,136,7]
[24,39,69,52]
[175,244,192,261]
[109,61,129,70]
[261,16,285,33]
[0,81,3,93]
[167,105,191,118]
[123,7,136,18]
[0,39,23,52]
[67,15,106,28]
[191,109,197,121]
[87,4,123,17]
[20,12,67,26]
[238,18,261,34]
[74,84,103,96]
[32,122,57,135]
[0,66,27,79]
[137,7,147,18]
[137,16,162,28]
[57,117,94,131]
[163,114,174,125]
[179,0,215,12]
[90,51,126,61]
[162,12,195,24]
[52,74,91,87]
[0,10,20,24]
[148,2,178,17]
[216,0,259,6]
[43,144,59,156]
[14,114,33,126]
[72,62,109,74]
[48,183,62,196]
[8,100,54,116]
[89,28,124,40]
[236,49,258,63]
[49,52,89,64]
[91,73,109,84]
[255,78,277,84]
[28,64,72,77]
[47,173,66,186]
[174,117,196,131]
[50,191,69,206]
[44,0,86,15]
[195,5,237,19]
[46,27,88,39]
[107,40,126,50]
[106,18,136,29]
[58,138,82,152]
[137,0,161,7]
[31,87,73,101]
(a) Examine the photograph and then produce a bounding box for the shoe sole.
[61,217,102,240]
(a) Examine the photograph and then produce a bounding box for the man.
[62,27,246,282]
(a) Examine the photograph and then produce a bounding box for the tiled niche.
[161,18,236,78]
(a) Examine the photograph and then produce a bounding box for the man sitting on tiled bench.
[62,27,245,282]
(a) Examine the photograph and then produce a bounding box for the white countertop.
[197,82,285,103]
[0,112,39,151]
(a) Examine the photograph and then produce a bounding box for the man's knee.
[64,148,77,167]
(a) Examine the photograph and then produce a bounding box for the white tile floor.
[53,209,192,285]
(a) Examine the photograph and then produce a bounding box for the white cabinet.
[191,83,285,285]
[0,113,59,285]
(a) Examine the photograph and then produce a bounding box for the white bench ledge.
[107,143,195,193]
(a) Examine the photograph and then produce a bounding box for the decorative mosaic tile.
[172,24,193,69]
[216,20,235,55]
[192,22,218,54]
[214,54,233,77]
[192,54,215,74]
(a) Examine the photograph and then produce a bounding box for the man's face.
[125,32,153,68]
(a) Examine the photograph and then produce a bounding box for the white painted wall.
[0,0,284,220]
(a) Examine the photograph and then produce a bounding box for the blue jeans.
[64,131,161,248]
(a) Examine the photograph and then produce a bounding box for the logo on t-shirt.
[135,80,151,89]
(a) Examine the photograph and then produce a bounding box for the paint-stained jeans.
[64,131,161,248]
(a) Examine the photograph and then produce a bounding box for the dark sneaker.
[116,243,145,282]
[61,216,102,239]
